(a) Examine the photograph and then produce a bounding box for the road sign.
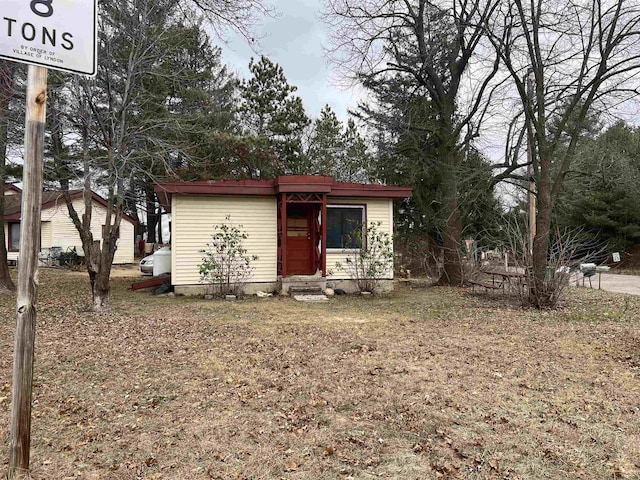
[0,0,97,76]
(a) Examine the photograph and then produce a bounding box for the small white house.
[3,186,136,265]
[155,175,411,294]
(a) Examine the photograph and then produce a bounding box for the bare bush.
[395,235,443,280]
[501,220,607,307]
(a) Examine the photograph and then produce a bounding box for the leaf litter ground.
[0,269,639,479]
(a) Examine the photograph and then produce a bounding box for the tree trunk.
[123,187,142,240]
[145,184,158,244]
[62,126,118,313]
[0,191,14,292]
[530,154,553,307]
[440,199,463,286]
[90,268,110,312]
[437,151,464,286]
[157,205,163,244]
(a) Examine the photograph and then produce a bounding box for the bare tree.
[184,0,273,43]
[324,0,502,285]
[54,2,161,311]
[52,0,271,311]
[485,0,640,306]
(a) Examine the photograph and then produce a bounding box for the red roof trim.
[275,175,333,193]
[155,179,277,196]
[329,183,413,198]
[155,176,411,200]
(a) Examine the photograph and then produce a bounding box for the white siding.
[42,199,78,250]
[171,195,277,286]
[41,197,135,264]
[41,221,53,248]
[4,197,135,264]
[326,197,394,280]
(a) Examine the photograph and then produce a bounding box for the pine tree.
[307,105,344,175]
[306,106,371,182]
[134,21,239,241]
[238,56,310,174]
[341,119,371,183]
[555,122,640,252]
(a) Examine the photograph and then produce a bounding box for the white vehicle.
[139,253,154,275]
[139,246,171,276]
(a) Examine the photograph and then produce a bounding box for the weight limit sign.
[0,0,97,76]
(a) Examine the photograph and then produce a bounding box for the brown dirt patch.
[0,270,639,479]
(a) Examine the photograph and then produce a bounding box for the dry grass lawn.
[1,269,639,479]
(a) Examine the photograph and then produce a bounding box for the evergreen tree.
[307,105,344,175]
[555,122,640,252]
[238,56,310,174]
[134,20,239,242]
[341,119,371,183]
[306,106,371,182]
[186,132,280,180]
[363,77,501,249]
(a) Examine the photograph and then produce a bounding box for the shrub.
[500,219,606,307]
[199,216,258,297]
[335,221,394,293]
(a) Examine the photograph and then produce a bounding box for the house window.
[327,205,364,249]
[8,222,20,251]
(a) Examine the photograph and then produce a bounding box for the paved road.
[576,272,640,296]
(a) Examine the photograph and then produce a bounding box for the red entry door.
[286,209,315,276]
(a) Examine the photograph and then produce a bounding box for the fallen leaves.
[0,270,638,479]
[322,445,335,456]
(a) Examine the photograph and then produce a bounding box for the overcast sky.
[218,0,361,122]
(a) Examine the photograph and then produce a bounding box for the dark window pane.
[342,209,362,248]
[327,209,342,248]
[326,207,363,249]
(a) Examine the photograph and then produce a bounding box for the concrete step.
[289,286,325,296]
[289,284,325,293]
[292,294,329,302]
[281,276,326,294]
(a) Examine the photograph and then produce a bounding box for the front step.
[281,275,327,294]
[292,293,329,303]
[289,286,324,296]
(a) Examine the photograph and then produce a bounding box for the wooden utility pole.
[9,65,47,479]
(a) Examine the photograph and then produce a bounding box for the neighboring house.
[155,175,411,294]
[3,186,136,265]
